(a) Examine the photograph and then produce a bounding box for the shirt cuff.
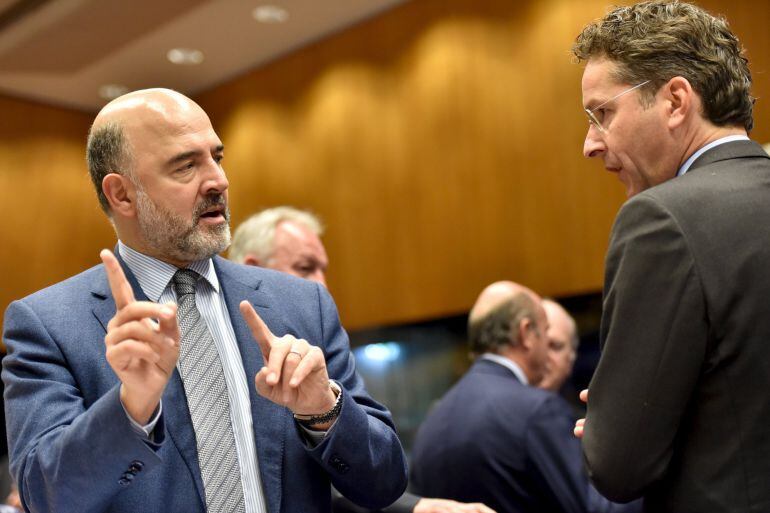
[296,416,339,446]
[122,401,163,441]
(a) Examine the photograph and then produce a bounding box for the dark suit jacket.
[332,489,421,513]
[583,140,770,512]
[2,255,407,513]
[409,359,636,513]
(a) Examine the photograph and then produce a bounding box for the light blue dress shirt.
[677,134,750,176]
[118,241,267,513]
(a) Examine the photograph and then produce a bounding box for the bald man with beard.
[2,89,406,513]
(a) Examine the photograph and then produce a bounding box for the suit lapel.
[91,249,207,508]
[215,257,287,513]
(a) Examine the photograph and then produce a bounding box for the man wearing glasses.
[573,2,770,512]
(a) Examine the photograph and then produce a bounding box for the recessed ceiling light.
[99,84,129,100]
[252,5,289,23]
[167,48,204,65]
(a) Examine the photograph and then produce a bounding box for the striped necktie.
[172,268,246,512]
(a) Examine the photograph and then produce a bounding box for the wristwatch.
[293,380,342,426]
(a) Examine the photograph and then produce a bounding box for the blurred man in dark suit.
[410,282,638,513]
[538,299,579,394]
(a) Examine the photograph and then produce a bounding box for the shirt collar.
[117,240,220,302]
[480,353,529,385]
[677,135,750,177]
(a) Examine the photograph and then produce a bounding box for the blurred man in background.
[410,281,639,513]
[538,299,579,393]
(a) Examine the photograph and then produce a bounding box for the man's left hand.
[240,301,337,428]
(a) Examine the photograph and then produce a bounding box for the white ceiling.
[0,0,408,112]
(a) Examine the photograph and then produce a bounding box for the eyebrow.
[166,144,225,166]
[584,95,610,111]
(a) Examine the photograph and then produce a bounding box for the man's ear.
[517,318,534,350]
[102,173,135,217]
[664,76,696,130]
[242,255,262,267]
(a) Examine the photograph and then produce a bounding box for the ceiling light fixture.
[99,84,129,100]
[167,48,204,65]
[252,5,289,23]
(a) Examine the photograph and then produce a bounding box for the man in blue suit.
[410,281,637,513]
[2,88,407,512]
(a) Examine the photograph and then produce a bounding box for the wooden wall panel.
[0,95,115,343]
[3,0,770,333]
[196,0,633,329]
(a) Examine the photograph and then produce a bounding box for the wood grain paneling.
[3,0,770,334]
[0,94,115,345]
[196,0,635,328]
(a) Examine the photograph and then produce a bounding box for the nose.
[583,126,606,158]
[202,159,229,194]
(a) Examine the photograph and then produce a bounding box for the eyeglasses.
[585,80,651,133]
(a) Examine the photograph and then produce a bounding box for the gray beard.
[135,189,231,264]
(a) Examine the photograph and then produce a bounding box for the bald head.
[469,281,539,324]
[542,300,578,350]
[540,299,579,392]
[468,281,543,352]
[87,88,230,267]
[87,89,211,213]
[468,281,549,384]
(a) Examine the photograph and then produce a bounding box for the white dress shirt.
[480,353,529,385]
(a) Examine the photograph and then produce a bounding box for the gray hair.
[86,121,133,214]
[229,207,324,264]
[468,292,540,356]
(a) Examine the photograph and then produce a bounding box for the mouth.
[197,204,228,224]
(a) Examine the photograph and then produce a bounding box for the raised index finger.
[100,249,135,309]
[239,300,274,360]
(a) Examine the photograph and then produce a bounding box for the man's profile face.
[581,59,677,197]
[268,220,329,287]
[126,95,231,263]
[527,304,551,386]
[539,301,576,392]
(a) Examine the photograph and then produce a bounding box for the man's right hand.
[574,389,588,438]
[414,498,497,513]
[101,249,180,424]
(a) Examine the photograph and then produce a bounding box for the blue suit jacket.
[2,255,407,513]
[410,359,637,513]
